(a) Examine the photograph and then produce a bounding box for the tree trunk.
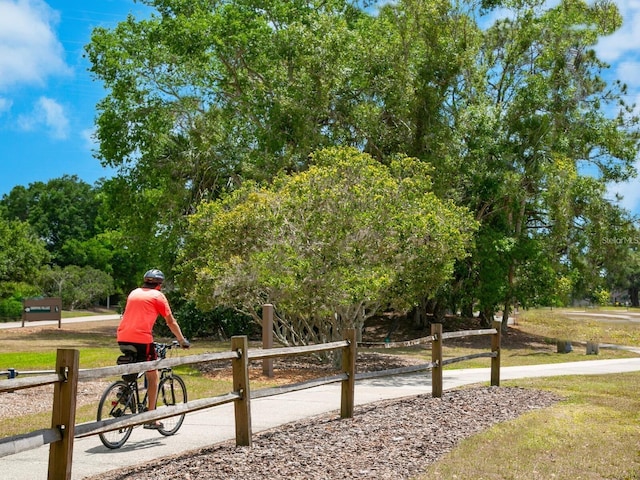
[478,307,493,328]
[501,303,510,332]
[461,301,474,319]
[432,299,446,323]
[629,286,639,308]
[412,297,428,330]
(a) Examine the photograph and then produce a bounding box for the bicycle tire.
[97,380,135,449]
[156,373,187,436]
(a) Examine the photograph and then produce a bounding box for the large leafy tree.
[39,265,115,310]
[0,176,139,296]
[86,0,373,271]
[179,147,476,344]
[85,0,639,329]
[444,0,639,324]
[0,217,49,283]
[1,175,104,267]
[85,0,475,266]
[0,216,49,319]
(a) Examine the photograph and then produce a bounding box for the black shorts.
[118,342,157,362]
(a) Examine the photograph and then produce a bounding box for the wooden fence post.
[48,349,79,480]
[341,328,356,418]
[262,304,274,377]
[491,320,501,386]
[231,336,252,447]
[431,323,443,398]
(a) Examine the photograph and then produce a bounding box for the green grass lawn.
[418,372,640,480]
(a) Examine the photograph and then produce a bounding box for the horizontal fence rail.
[355,362,438,381]
[0,320,502,479]
[441,328,497,340]
[0,428,62,458]
[0,373,64,393]
[252,373,349,400]
[75,392,243,438]
[442,352,497,365]
[248,340,350,360]
[358,335,437,349]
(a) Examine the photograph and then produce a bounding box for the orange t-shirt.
[116,287,172,344]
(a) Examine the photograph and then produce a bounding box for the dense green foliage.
[0,217,49,283]
[154,291,255,339]
[179,147,476,343]
[2,175,102,266]
[38,265,115,310]
[0,282,41,319]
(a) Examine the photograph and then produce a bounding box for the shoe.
[143,422,164,430]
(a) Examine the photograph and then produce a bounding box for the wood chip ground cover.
[89,386,561,480]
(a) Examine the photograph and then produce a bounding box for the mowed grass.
[515,307,640,346]
[369,307,640,369]
[419,372,640,480]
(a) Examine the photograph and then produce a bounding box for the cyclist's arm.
[164,313,190,347]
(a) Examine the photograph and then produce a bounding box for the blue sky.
[0,0,639,214]
[0,0,150,196]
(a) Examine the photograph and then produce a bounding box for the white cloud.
[18,96,69,139]
[608,163,640,216]
[616,60,640,83]
[596,2,640,63]
[81,127,97,150]
[0,97,12,113]
[0,0,71,91]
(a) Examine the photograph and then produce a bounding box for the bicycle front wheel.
[156,373,187,436]
[97,380,135,449]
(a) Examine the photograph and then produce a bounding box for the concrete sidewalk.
[0,314,121,330]
[2,357,640,480]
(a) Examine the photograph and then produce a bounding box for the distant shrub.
[0,282,42,321]
[153,292,255,340]
[0,298,23,320]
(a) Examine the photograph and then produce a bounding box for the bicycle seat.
[117,345,137,366]
[119,344,138,355]
[117,355,136,365]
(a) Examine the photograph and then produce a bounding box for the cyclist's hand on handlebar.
[180,339,191,349]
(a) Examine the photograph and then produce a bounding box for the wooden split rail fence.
[0,321,501,479]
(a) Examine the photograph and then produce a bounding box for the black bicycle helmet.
[143,269,165,285]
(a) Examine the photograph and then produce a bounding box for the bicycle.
[97,341,188,449]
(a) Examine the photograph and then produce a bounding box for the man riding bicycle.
[116,269,190,429]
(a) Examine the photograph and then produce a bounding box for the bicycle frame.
[97,341,187,449]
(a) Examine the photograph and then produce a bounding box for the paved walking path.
[2,356,640,480]
[0,314,121,330]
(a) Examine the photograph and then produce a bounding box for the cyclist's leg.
[141,342,163,429]
[157,374,187,436]
[146,369,159,411]
[118,341,162,429]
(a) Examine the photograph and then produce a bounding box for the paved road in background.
[2,313,640,479]
[0,314,121,330]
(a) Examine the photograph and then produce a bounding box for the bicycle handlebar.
[154,340,190,359]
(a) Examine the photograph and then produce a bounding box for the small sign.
[22,297,62,327]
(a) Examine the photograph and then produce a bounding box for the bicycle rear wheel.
[97,380,135,449]
[156,373,187,436]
